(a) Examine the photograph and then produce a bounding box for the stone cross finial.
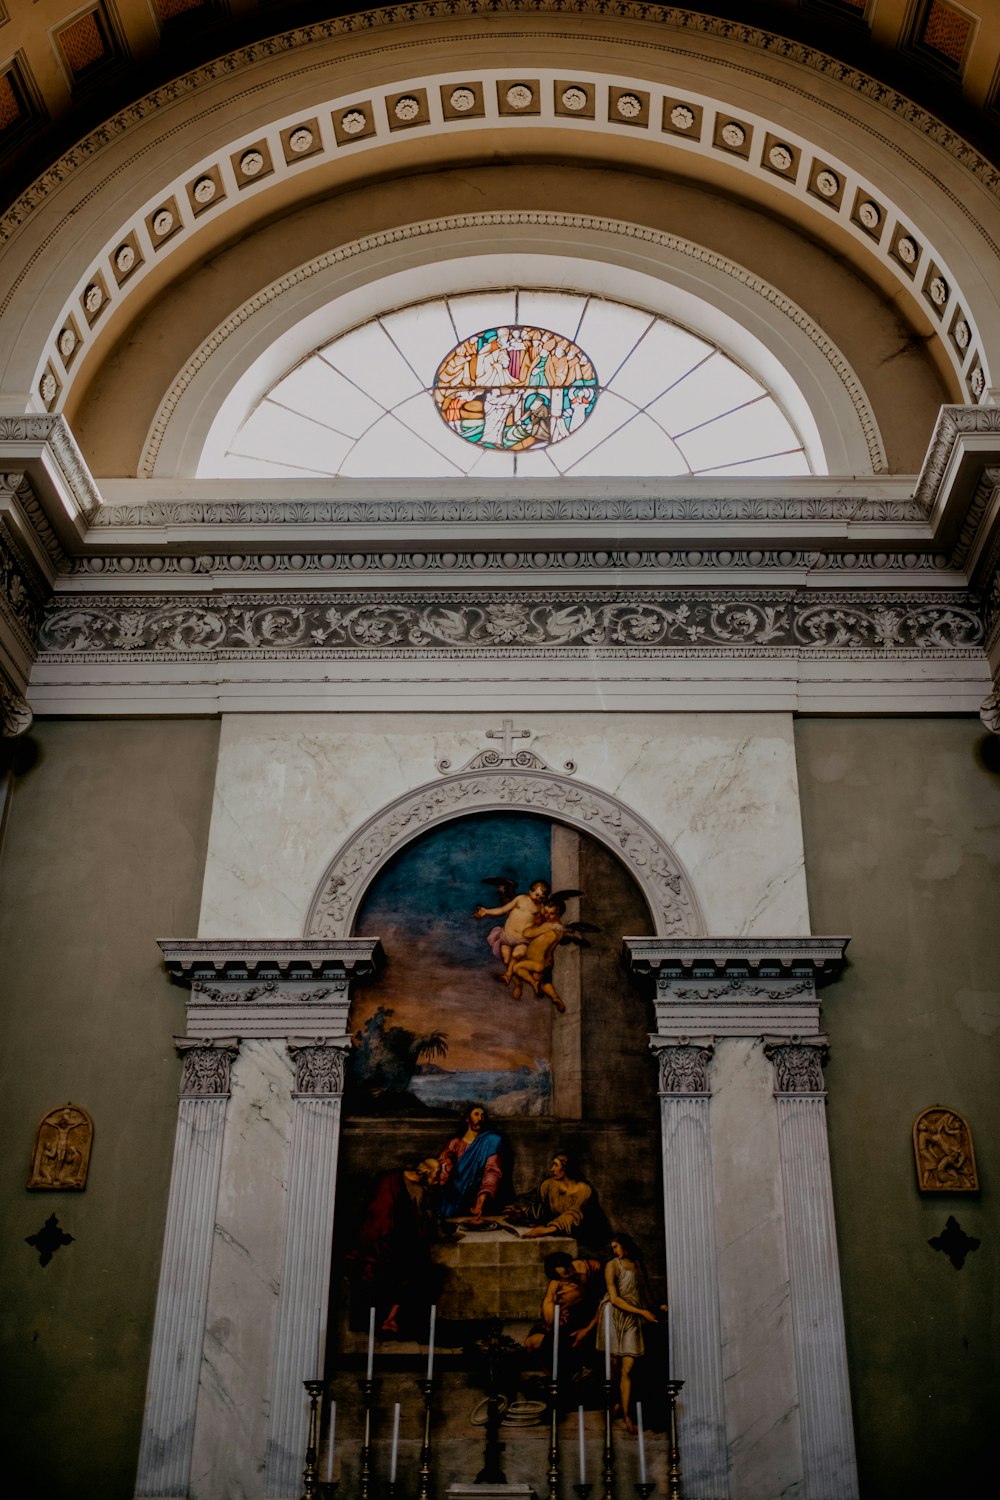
[485,718,531,760]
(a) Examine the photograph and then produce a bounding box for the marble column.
[265,1040,349,1497]
[651,1039,730,1500]
[134,1038,239,1498]
[764,1040,859,1500]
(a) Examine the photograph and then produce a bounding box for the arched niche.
[304,766,706,941]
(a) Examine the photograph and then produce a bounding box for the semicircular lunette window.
[218,291,813,479]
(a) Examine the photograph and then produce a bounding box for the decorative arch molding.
[145,217,883,478]
[304,767,706,941]
[4,12,997,417]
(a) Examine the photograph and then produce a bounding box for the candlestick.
[603,1303,612,1382]
[552,1309,560,1380]
[546,1375,560,1500]
[325,1400,336,1483]
[666,1379,684,1500]
[358,1377,375,1500]
[300,1378,324,1500]
[389,1402,400,1483]
[366,1307,375,1381]
[601,1377,615,1500]
[417,1378,435,1500]
[427,1304,436,1380]
[636,1402,646,1484]
[578,1405,586,1483]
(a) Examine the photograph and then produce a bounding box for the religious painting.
[913,1105,979,1192]
[326,811,670,1484]
[433,325,598,451]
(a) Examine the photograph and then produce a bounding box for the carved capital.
[650,1036,715,1095]
[175,1036,239,1097]
[288,1038,349,1096]
[1,680,32,738]
[763,1035,829,1094]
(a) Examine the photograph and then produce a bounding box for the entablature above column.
[158,937,383,1040]
[625,935,849,1039]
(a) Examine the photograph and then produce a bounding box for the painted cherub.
[474,877,552,983]
[509,898,600,1012]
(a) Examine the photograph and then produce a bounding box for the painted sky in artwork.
[352,812,554,1092]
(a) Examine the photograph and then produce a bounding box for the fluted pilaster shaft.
[655,1040,729,1500]
[774,1093,858,1499]
[135,1041,237,1497]
[264,1044,347,1497]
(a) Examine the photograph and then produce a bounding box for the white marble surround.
[198,711,811,940]
[163,710,859,1500]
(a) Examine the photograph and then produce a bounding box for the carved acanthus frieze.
[763,1037,829,1094]
[651,1038,715,1095]
[36,590,984,660]
[175,1037,239,1098]
[288,1039,349,1097]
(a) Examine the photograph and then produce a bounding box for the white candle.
[603,1303,612,1381]
[366,1306,375,1380]
[316,1308,324,1380]
[426,1304,436,1380]
[637,1401,646,1483]
[389,1402,401,1482]
[325,1400,336,1483]
[578,1405,586,1482]
[552,1308,560,1380]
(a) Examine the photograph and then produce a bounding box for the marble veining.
[198,712,810,939]
[190,1041,293,1500]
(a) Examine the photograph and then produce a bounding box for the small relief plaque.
[28,1103,93,1190]
[913,1106,978,1192]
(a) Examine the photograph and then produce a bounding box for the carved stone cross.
[485,719,530,761]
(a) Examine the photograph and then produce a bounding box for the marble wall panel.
[198,712,809,939]
[189,1040,294,1500]
[711,1039,803,1500]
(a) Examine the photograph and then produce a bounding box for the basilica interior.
[1,5,998,1499]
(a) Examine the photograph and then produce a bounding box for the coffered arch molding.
[149,216,883,478]
[304,767,707,942]
[3,7,1000,418]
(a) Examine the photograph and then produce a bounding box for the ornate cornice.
[36,588,984,660]
[0,417,101,522]
[159,938,383,981]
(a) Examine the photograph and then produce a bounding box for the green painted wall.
[795,717,1000,1499]
[0,719,219,1500]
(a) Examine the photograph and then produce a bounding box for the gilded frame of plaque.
[27,1102,93,1190]
[913,1105,978,1193]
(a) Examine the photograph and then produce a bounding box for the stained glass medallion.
[433,326,598,451]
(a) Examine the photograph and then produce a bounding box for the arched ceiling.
[2,3,998,482]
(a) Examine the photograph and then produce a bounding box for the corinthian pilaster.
[764,1038,858,1500]
[264,1039,351,1496]
[144,940,381,1500]
[135,1038,239,1498]
[650,1037,729,1499]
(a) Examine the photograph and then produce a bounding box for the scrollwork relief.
[36,590,984,660]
